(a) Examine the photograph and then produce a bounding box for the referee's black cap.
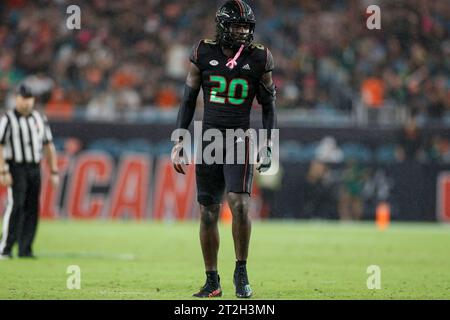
[16,83,34,98]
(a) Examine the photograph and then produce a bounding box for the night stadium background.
[0,0,449,300]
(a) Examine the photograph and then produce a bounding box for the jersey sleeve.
[0,114,9,145]
[42,114,53,144]
[265,48,274,73]
[189,40,203,68]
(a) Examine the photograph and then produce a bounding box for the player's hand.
[50,173,60,189]
[171,140,188,175]
[0,172,12,187]
[256,146,272,173]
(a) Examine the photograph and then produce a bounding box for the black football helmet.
[216,0,256,49]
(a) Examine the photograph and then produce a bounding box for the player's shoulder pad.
[249,43,274,73]
[249,42,266,51]
[189,39,218,67]
[202,38,219,46]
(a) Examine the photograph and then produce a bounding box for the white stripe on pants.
[0,188,14,254]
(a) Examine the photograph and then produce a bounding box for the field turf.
[0,220,449,300]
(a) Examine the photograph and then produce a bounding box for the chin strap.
[226,44,244,70]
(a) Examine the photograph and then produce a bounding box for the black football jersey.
[190,39,274,130]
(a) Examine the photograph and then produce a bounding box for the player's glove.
[171,140,188,175]
[256,145,272,173]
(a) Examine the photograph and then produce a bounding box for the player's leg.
[227,192,251,262]
[224,135,254,298]
[199,203,220,272]
[0,165,27,259]
[227,191,253,298]
[193,162,225,298]
[18,166,41,258]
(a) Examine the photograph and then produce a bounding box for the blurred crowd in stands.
[0,0,448,122]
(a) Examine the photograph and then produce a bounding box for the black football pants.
[0,162,41,257]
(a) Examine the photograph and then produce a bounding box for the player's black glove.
[256,145,272,173]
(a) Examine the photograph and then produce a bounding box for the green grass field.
[0,220,449,300]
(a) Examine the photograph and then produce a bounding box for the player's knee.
[228,193,249,221]
[200,204,220,227]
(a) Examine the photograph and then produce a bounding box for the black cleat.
[193,274,222,298]
[233,265,253,298]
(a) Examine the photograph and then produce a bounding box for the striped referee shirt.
[0,110,53,164]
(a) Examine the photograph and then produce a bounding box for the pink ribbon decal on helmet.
[226,44,244,70]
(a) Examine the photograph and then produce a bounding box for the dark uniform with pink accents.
[173,0,277,299]
[191,39,274,206]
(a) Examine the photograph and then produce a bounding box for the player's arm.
[0,145,12,187]
[43,142,59,188]
[42,115,59,188]
[0,116,12,186]
[43,143,58,175]
[172,62,202,174]
[175,63,202,133]
[256,50,277,173]
[259,71,276,146]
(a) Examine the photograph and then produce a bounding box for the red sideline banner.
[0,151,262,221]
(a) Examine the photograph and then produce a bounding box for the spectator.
[155,83,179,109]
[255,165,284,219]
[0,0,447,120]
[303,160,336,219]
[338,161,366,221]
[428,135,450,163]
[45,86,75,120]
[316,136,344,163]
[86,91,117,122]
[361,77,384,108]
[396,117,425,162]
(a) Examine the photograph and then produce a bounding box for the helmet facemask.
[227,22,254,48]
[217,20,255,49]
[215,1,256,50]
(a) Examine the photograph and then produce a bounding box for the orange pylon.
[220,201,232,224]
[376,202,391,230]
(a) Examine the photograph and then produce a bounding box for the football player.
[172,0,276,298]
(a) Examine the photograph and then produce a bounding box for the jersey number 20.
[209,76,249,105]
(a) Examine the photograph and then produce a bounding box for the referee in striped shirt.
[0,84,59,260]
